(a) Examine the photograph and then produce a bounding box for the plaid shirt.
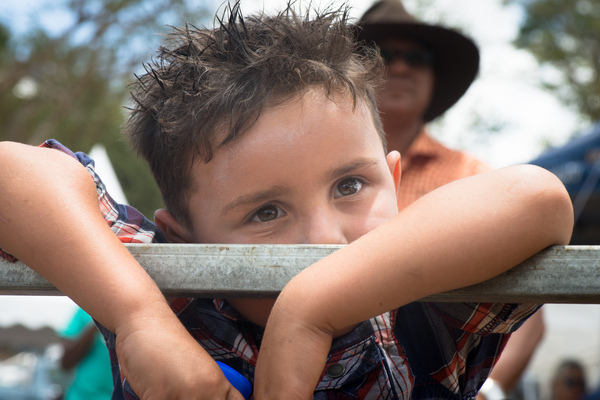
[397,130,491,211]
[29,140,538,400]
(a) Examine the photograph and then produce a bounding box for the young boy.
[0,3,573,400]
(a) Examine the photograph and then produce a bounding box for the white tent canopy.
[0,296,77,330]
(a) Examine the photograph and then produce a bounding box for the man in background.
[357,1,545,399]
[357,0,487,209]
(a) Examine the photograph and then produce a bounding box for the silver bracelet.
[479,379,508,400]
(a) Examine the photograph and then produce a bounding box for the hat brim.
[357,22,480,122]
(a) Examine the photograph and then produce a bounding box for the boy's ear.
[387,150,402,193]
[154,209,195,243]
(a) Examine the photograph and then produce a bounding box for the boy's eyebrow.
[221,185,291,216]
[324,158,380,183]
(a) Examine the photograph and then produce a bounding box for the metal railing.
[1,244,600,303]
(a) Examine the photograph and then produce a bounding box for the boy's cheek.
[353,213,397,242]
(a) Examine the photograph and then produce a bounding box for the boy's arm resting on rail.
[254,164,574,400]
[0,142,244,400]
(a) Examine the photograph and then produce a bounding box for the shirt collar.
[404,129,439,158]
[213,298,243,321]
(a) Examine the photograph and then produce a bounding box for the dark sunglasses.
[379,48,435,67]
[563,378,586,389]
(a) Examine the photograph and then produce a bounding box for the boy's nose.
[298,211,349,245]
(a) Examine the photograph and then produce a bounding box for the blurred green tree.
[0,0,212,217]
[509,0,600,122]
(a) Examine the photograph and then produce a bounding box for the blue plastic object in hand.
[217,361,252,399]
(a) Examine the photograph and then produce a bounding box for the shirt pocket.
[315,336,383,391]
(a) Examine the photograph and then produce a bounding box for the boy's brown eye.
[254,204,279,222]
[336,178,363,197]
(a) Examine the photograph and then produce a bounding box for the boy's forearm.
[0,143,244,398]
[275,164,573,334]
[256,165,572,397]
[0,142,171,331]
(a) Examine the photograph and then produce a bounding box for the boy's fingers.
[228,389,248,400]
[115,319,247,400]
[255,315,333,399]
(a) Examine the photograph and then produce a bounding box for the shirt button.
[326,363,345,378]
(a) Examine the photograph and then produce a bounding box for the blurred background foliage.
[1,0,599,217]
[0,0,212,217]
[507,0,600,123]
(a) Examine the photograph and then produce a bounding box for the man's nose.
[297,210,349,245]
[386,57,412,75]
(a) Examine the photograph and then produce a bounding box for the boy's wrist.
[275,276,336,336]
[113,297,178,335]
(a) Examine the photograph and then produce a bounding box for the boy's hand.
[254,300,334,400]
[115,315,246,400]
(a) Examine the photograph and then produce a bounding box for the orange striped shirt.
[397,130,491,210]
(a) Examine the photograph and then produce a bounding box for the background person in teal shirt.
[59,307,113,400]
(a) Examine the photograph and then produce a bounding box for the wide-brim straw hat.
[356,0,480,122]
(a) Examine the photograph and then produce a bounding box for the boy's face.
[156,88,401,325]
[165,89,400,246]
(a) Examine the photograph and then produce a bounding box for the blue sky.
[1,0,74,37]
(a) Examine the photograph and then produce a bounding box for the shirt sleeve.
[464,155,492,176]
[392,302,541,397]
[425,302,541,335]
